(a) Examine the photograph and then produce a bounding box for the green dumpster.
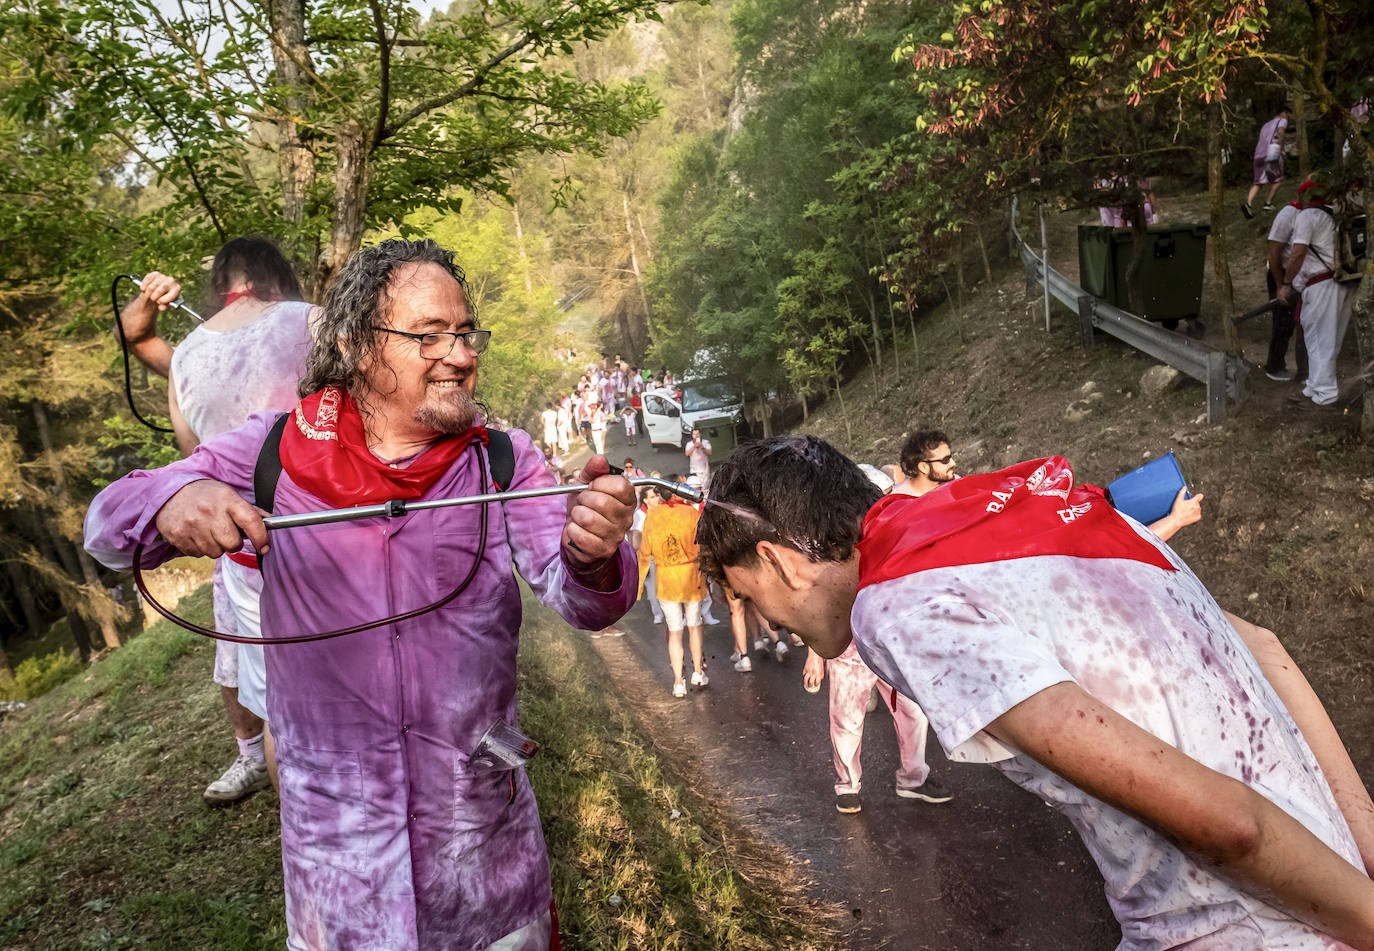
[691,413,738,462]
[1077,224,1210,327]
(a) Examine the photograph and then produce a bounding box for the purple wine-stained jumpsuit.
[85,414,637,950]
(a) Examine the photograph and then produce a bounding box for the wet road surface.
[573,423,1120,949]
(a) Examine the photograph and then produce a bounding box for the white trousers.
[1300,279,1355,405]
[828,647,930,795]
[219,558,269,720]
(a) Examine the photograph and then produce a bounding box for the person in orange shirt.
[638,473,708,697]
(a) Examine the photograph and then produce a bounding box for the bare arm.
[1280,245,1309,304]
[165,368,199,457]
[1223,610,1374,872]
[1267,241,1287,282]
[988,682,1374,948]
[116,271,181,378]
[1148,486,1204,542]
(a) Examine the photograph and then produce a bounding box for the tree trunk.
[30,401,120,649]
[758,399,773,437]
[66,611,95,662]
[1295,96,1309,181]
[799,388,808,421]
[886,291,901,377]
[28,513,96,661]
[856,333,875,374]
[624,194,653,354]
[909,308,919,373]
[3,558,42,639]
[1208,102,1240,355]
[1354,150,1374,441]
[512,198,535,296]
[833,376,852,446]
[319,123,371,289]
[940,274,963,345]
[262,0,318,279]
[120,575,145,636]
[863,286,883,381]
[976,221,994,283]
[954,231,967,310]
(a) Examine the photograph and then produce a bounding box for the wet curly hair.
[695,436,881,584]
[298,238,477,398]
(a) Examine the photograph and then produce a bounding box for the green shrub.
[1,651,83,701]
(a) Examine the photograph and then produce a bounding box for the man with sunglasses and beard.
[86,239,637,950]
[892,429,957,497]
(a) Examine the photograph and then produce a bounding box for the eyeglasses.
[923,453,953,467]
[375,327,491,358]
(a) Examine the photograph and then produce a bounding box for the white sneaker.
[652,615,665,625]
[773,641,790,662]
[703,614,722,626]
[733,655,752,673]
[690,670,710,688]
[753,637,768,652]
[672,682,687,698]
[204,755,270,803]
[729,649,742,663]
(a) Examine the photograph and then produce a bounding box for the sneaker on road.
[753,636,768,653]
[204,754,270,804]
[1240,202,1254,219]
[896,777,953,804]
[690,670,710,688]
[1263,203,1275,211]
[703,614,722,626]
[835,793,862,814]
[773,640,789,662]
[729,649,742,663]
[1265,368,1293,382]
[733,655,752,673]
[672,682,687,698]
[652,614,665,625]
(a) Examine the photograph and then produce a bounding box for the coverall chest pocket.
[432,517,508,605]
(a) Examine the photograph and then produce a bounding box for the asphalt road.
[566,420,1120,950]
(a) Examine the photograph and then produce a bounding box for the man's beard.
[933,468,957,484]
[415,386,478,433]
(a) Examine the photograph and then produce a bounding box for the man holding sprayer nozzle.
[88,239,637,950]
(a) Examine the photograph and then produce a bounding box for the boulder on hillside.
[1140,365,1182,399]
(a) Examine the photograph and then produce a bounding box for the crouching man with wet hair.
[697,435,1374,949]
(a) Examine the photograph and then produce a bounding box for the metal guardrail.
[1010,197,1247,423]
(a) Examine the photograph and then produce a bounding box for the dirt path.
[579,599,1117,949]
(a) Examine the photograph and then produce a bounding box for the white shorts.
[661,599,703,630]
[211,559,269,720]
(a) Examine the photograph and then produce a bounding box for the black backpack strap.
[253,415,513,515]
[486,429,515,491]
[253,412,290,513]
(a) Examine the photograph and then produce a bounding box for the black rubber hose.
[111,273,176,434]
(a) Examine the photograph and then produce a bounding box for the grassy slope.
[0,586,832,950]
[797,183,1374,782]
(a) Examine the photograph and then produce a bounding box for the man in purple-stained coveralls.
[85,239,638,950]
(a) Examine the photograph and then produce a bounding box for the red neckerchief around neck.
[281,387,488,508]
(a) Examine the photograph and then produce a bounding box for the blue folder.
[1107,451,1188,526]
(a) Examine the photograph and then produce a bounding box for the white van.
[641,378,743,448]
